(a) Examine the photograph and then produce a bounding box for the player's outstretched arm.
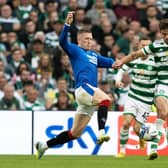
[122,50,145,64]
[65,11,75,25]
[112,50,145,69]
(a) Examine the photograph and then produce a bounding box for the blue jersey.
[59,24,115,88]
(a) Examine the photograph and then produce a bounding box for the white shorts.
[155,84,168,100]
[75,84,97,117]
[124,97,152,124]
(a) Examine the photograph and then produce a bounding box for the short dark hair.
[159,19,168,30]
[32,39,43,45]
[78,29,92,34]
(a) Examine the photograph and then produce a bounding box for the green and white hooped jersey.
[121,56,157,105]
[142,39,168,86]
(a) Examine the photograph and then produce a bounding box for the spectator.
[53,49,74,85]
[0,32,10,57]
[100,33,115,57]
[36,69,55,99]
[0,58,13,81]
[7,47,25,72]
[48,90,76,111]
[45,19,64,48]
[45,77,76,110]
[23,86,45,110]
[112,18,129,40]
[29,10,44,31]
[25,39,46,69]
[44,11,59,32]
[14,0,35,23]
[140,5,161,29]
[7,31,26,56]
[14,69,34,95]
[148,19,160,41]
[77,0,94,11]
[0,84,22,110]
[0,71,8,97]
[34,31,46,43]
[112,29,135,56]
[61,0,78,20]
[0,4,21,32]
[12,61,34,86]
[18,19,37,48]
[36,53,53,79]
[92,16,115,44]
[114,0,138,21]
[86,0,117,25]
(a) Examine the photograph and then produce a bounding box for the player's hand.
[112,60,123,69]
[65,11,75,25]
[115,81,124,88]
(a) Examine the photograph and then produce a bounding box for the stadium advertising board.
[0,111,167,155]
[34,111,119,155]
[118,113,168,156]
[34,111,168,156]
[0,111,32,154]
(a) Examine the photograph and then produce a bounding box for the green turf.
[0,155,167,168]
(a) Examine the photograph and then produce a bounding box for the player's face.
[161,29,168,44]
[78,32,93,50]
[138,40,151,49]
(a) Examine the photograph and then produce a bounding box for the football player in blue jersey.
[35,11,116,159]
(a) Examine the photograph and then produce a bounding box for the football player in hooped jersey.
[114,19,168,160]
[115,39,158,159]
[35,11,116,159]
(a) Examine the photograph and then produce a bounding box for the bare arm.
[121,50,145,64]
[113,49,145,68]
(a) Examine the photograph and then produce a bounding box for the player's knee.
[156,97,168,112]
[123,120,131,129]
[133,125,140,135]
[99,99,111,107]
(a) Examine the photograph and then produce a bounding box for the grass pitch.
[0,155,167,168]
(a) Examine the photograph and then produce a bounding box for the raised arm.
[59,11,75,51]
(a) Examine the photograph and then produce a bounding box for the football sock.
[149,118,164,153]
[120,128,129,153]
[97,105,108,131]
[97,100,110,131]
[154,118,164,144]
[150,131,162,153]
[47,130,75,148]
[155,118,164,131]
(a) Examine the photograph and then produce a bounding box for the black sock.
[47,130,75,148]
[97,106,108,130]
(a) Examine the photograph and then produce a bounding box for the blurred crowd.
[0,0,167,111]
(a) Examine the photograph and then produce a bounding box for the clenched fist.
[65,11,75,25]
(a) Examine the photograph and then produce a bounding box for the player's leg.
[92,88,111,144]
[116,114,134,157]
[116,97,137,157]
[148,96,168,160]
[166,117,168,145]
[35,86,93,159]
[133,122,146,149]
[35,113,90,159]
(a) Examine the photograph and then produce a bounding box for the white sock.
[155,118,164,132]
[120,144,126,153]
[42,142,48,150]
[98,129,105,136]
